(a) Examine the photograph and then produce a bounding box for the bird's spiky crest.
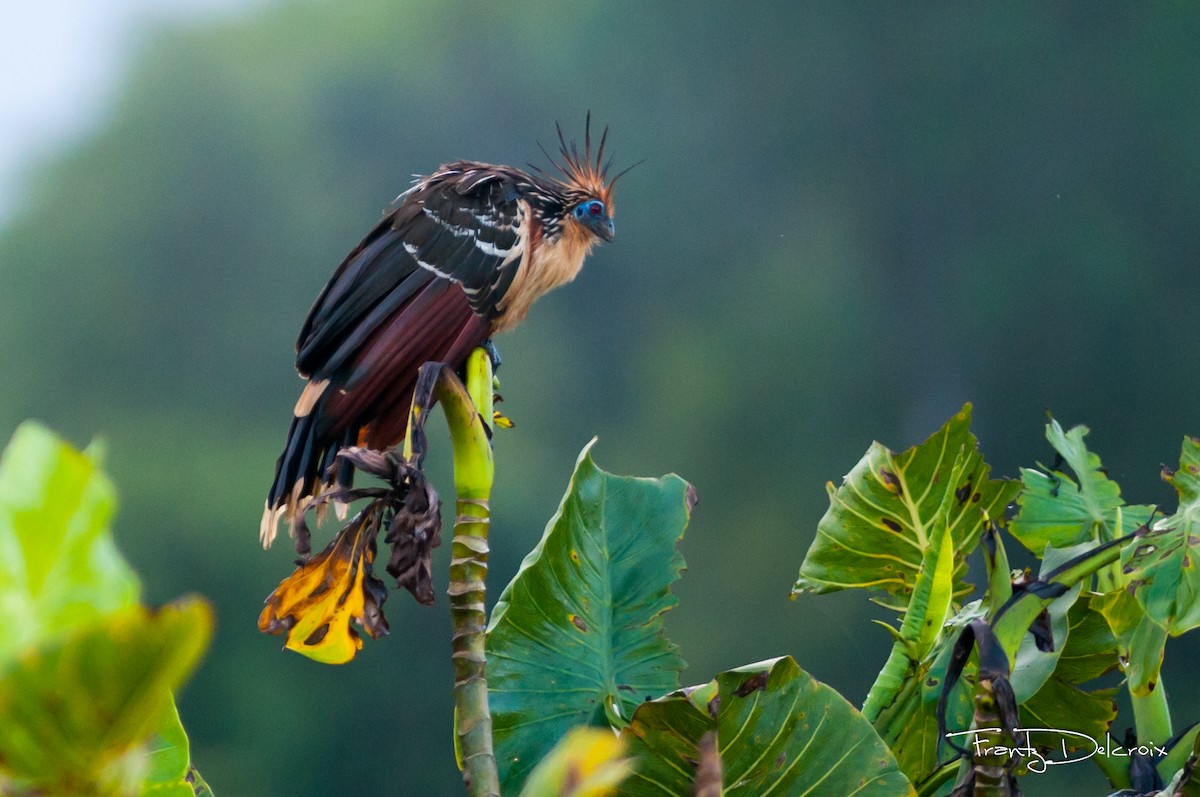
[532,113,638,205]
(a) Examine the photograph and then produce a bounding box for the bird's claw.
[483,338,502,372]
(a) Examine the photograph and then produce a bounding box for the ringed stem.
[422,350,499,797]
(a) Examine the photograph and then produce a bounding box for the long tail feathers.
[260,392,353,548]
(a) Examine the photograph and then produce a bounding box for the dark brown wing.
[263,163,542,544]
[295,162,532,379]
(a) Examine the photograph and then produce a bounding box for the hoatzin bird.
[260,121,625,547]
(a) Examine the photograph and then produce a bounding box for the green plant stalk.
[862,643,912,723]
[1090,744,1130,791]
[428,350,499,797]
[1096,521,1119,595]
[1132,674,1172,748]
[916,761,960,797]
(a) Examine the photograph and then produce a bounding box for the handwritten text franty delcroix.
[944,728,1167,774]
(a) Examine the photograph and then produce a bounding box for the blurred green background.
[2,2,1199,794]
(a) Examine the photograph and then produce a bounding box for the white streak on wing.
[384,179,430,214]
[473,210,516,230]
[474,239,515,257]
[421,206,519,257]
[423,207,470,236]
[400,199,531,311]
[462,171,496,191]
[404,242,460,282]
[423,207,515,241]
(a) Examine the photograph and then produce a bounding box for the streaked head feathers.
[533,113,640,206]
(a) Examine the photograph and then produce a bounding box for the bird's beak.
[597,218,615,242]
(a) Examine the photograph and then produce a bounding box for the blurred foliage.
[516,728,629,797]
[0,423,211,796]
[2,2,1199,794]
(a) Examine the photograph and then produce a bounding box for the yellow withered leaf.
[258,509,388,664]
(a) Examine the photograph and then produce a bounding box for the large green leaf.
[487,441,694,794]
[1018,595,1119,751]
[1121,436,1200,635]
[0,599,212,790]
[793,404,1018,603]
[0,422,140,665]
[1008,544,1087,703]
[1009,419,1153,556]
[1046,592,1120,685]
[1093,588,1167,697]
[618,657,914,796]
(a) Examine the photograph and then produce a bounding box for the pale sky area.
[0,0,257,221]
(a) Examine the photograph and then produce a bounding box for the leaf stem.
[433,350,499,797]
[915,761,959,797]
[862,642,911,722]
[1131,673,1173,747]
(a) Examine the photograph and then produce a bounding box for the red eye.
[589,201,603,216]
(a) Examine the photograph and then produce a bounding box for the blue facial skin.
[573,199,615,241]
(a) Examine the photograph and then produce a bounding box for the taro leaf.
[1046,593,1120,685]
[1019,678,1119,752]
[1008,543,1089,703]
[1121,436,1200,636]
[518,727,631,797]
[0,598,212,789]
[487,441,693,794]
[1093,588,1167,696]
[618,657,915,796]
[1018,595,1120,751]
[793,404,1018,604]
[1009,420,1154,555]
[0,422,140,665]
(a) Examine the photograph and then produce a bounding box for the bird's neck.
[493,218,595,332]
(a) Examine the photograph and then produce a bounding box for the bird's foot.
[483,338,502,372]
